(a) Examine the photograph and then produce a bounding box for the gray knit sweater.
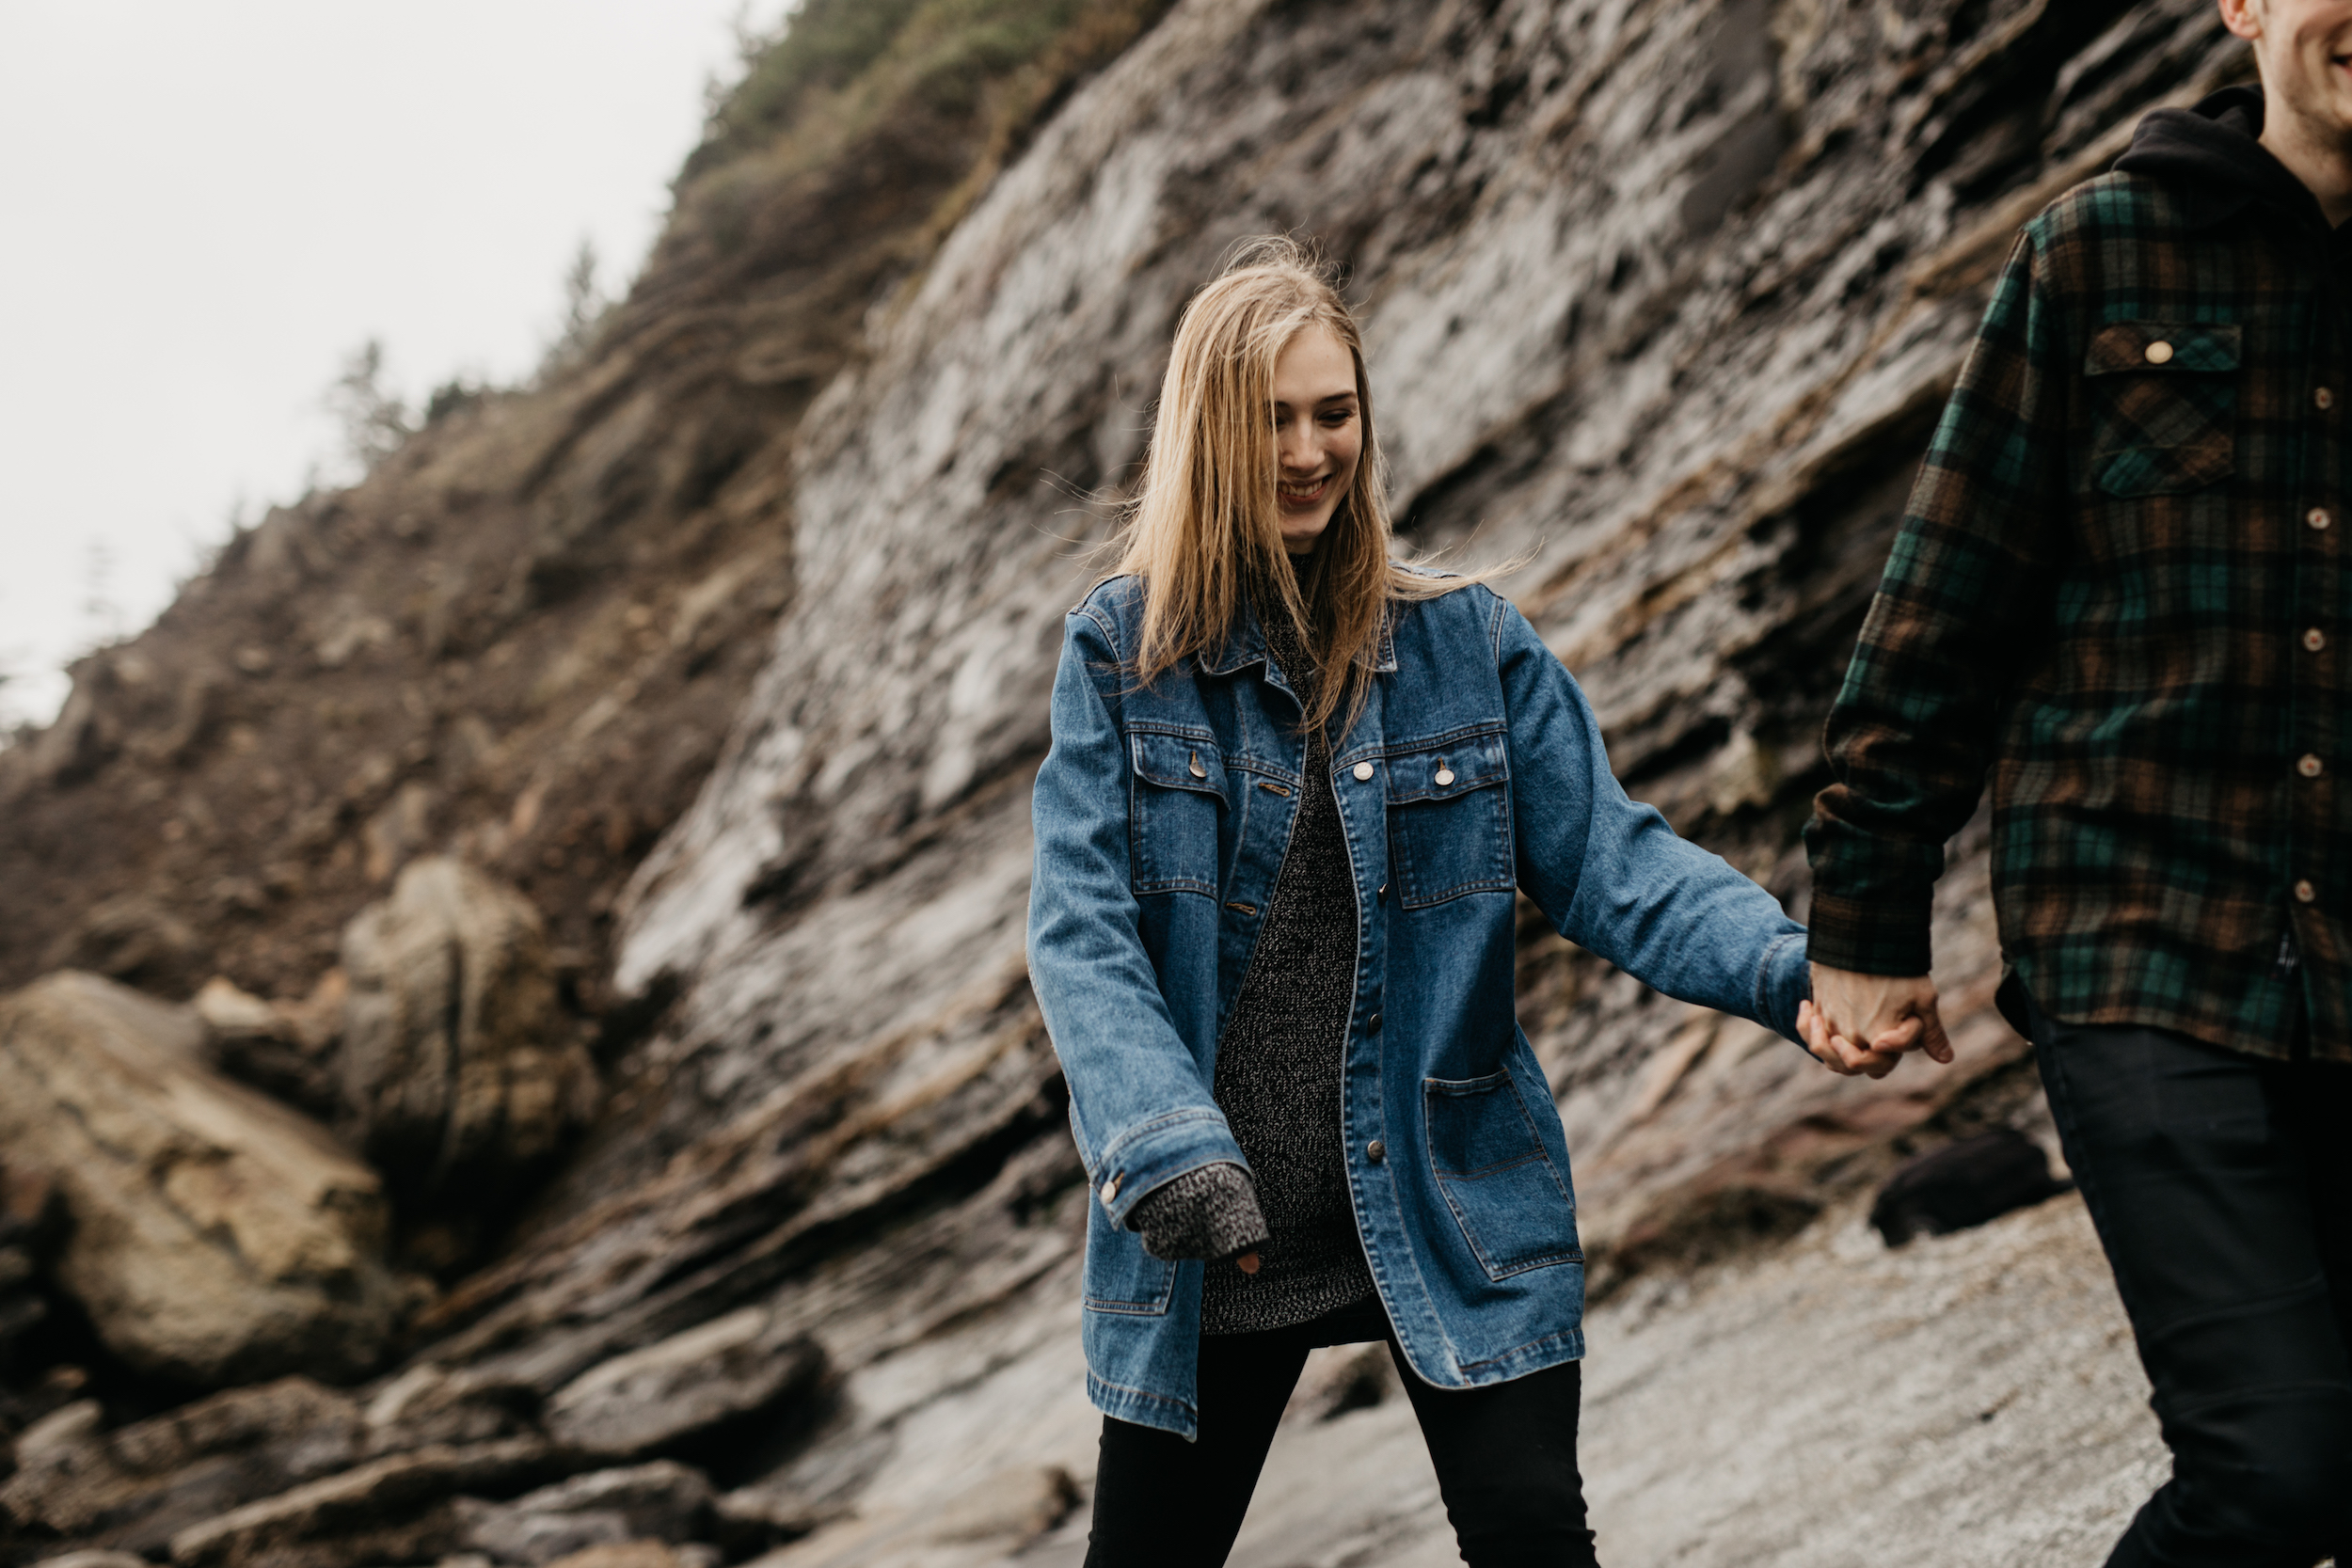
[1126,602,1375,1334]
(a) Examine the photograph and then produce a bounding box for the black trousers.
[2030,990,2352,1566]
[1084,1294,1600,1567]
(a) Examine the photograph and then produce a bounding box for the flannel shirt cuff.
[1806,890,1933,977]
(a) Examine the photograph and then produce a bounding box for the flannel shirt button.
[2306,628,2328,653]
[2311,507,2334,531]
[2298,753,2324,779]
[1353,761,1375,782]
[2144,341,2175,365]
[2320,388,2337,411]
[2296,879,2318,904]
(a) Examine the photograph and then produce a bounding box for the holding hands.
[1797,964,1954,1079]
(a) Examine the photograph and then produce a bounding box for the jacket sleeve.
[1804,232,2067,976]
[1496,596,1809,1042]
[1025,605,1248,1228]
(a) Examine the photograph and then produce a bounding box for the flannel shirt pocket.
[2083,321,2239,499]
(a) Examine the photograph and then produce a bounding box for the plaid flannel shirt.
[1806,150,2348,1062]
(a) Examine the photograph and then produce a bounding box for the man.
[1801,1,2351,1560]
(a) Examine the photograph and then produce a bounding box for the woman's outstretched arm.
[1493,595,1810,1043]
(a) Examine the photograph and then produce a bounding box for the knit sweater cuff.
[1126,1163,1270,1262]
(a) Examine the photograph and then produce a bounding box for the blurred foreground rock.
[0,974,400,1386]
[1,1381,363,1556]
[339,858,597,1212]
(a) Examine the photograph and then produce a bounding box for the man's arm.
[1804,230,2071,1060]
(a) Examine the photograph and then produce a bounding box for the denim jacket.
[1026,574,1809,1438]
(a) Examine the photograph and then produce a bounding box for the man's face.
[2231,0,2352,141]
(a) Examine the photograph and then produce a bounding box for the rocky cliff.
[0,2,2249,1564]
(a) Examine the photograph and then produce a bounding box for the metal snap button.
[1101,1176,1122,1204]
[1367,1011,1383,1034]
[1435,766,1455,786]
[2144,341,2174,365]
[1353,761,1375,782]
[1366,1140,1387,1164]
[2296,879,2318,904]
[2298,754,2325,779]
[1188,751,1206,780]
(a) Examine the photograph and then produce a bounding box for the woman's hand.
[1800,965,1954,1079]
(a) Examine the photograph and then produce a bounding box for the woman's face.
[1269,325,1362,554]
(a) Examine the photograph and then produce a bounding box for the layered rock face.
[0,1,2256,1565]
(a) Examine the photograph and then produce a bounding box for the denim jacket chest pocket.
[1384,729,1514,908]
[1129,728,1227,896]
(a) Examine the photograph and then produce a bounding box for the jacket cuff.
[1753,932,1812,1043]
[1805,890,1933,976]
[1089,1107,1247,1231]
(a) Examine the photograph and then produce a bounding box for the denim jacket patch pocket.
[2083,320,2239,499]
[1384,731,1513,909]
[1129,728,1226,896]
[1423,1070,1581,1280]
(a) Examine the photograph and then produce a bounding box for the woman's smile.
[1278,472,1332,510]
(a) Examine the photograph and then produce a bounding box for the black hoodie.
[2114,84,2342,241]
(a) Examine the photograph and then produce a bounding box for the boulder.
[0,973,401,1386]
[1869,1129,2074,1248]
[455,1463,713,1565]
[542,1310,824,1462]
[1,1379,365,1555]
[339,859,596,1206]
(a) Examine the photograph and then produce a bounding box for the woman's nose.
[1276,418,1313,470]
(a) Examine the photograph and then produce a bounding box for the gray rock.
[28,1551,155,1568]
[544,1310,824,1462]
[167,1438,554,1568]
[2,1380,366,1556]
[0,974,400,1386]
[363,1365,542,1455]
[339,858,598,1205]
[457,1462,713,1565]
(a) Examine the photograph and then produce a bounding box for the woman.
[1025,239,1819,1566]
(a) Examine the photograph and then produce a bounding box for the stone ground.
[1013,1194,2167,1568]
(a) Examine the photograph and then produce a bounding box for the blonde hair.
[1113,237,1503,735]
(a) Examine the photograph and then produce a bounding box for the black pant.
[1084,1294,1600,1566]
[2030,990,2352,1566]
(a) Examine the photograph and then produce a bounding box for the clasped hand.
[1796,963,1955,1080]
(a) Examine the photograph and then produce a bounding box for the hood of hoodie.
[2113,85,2335,235]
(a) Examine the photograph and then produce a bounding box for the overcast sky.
[0,0,796,730]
